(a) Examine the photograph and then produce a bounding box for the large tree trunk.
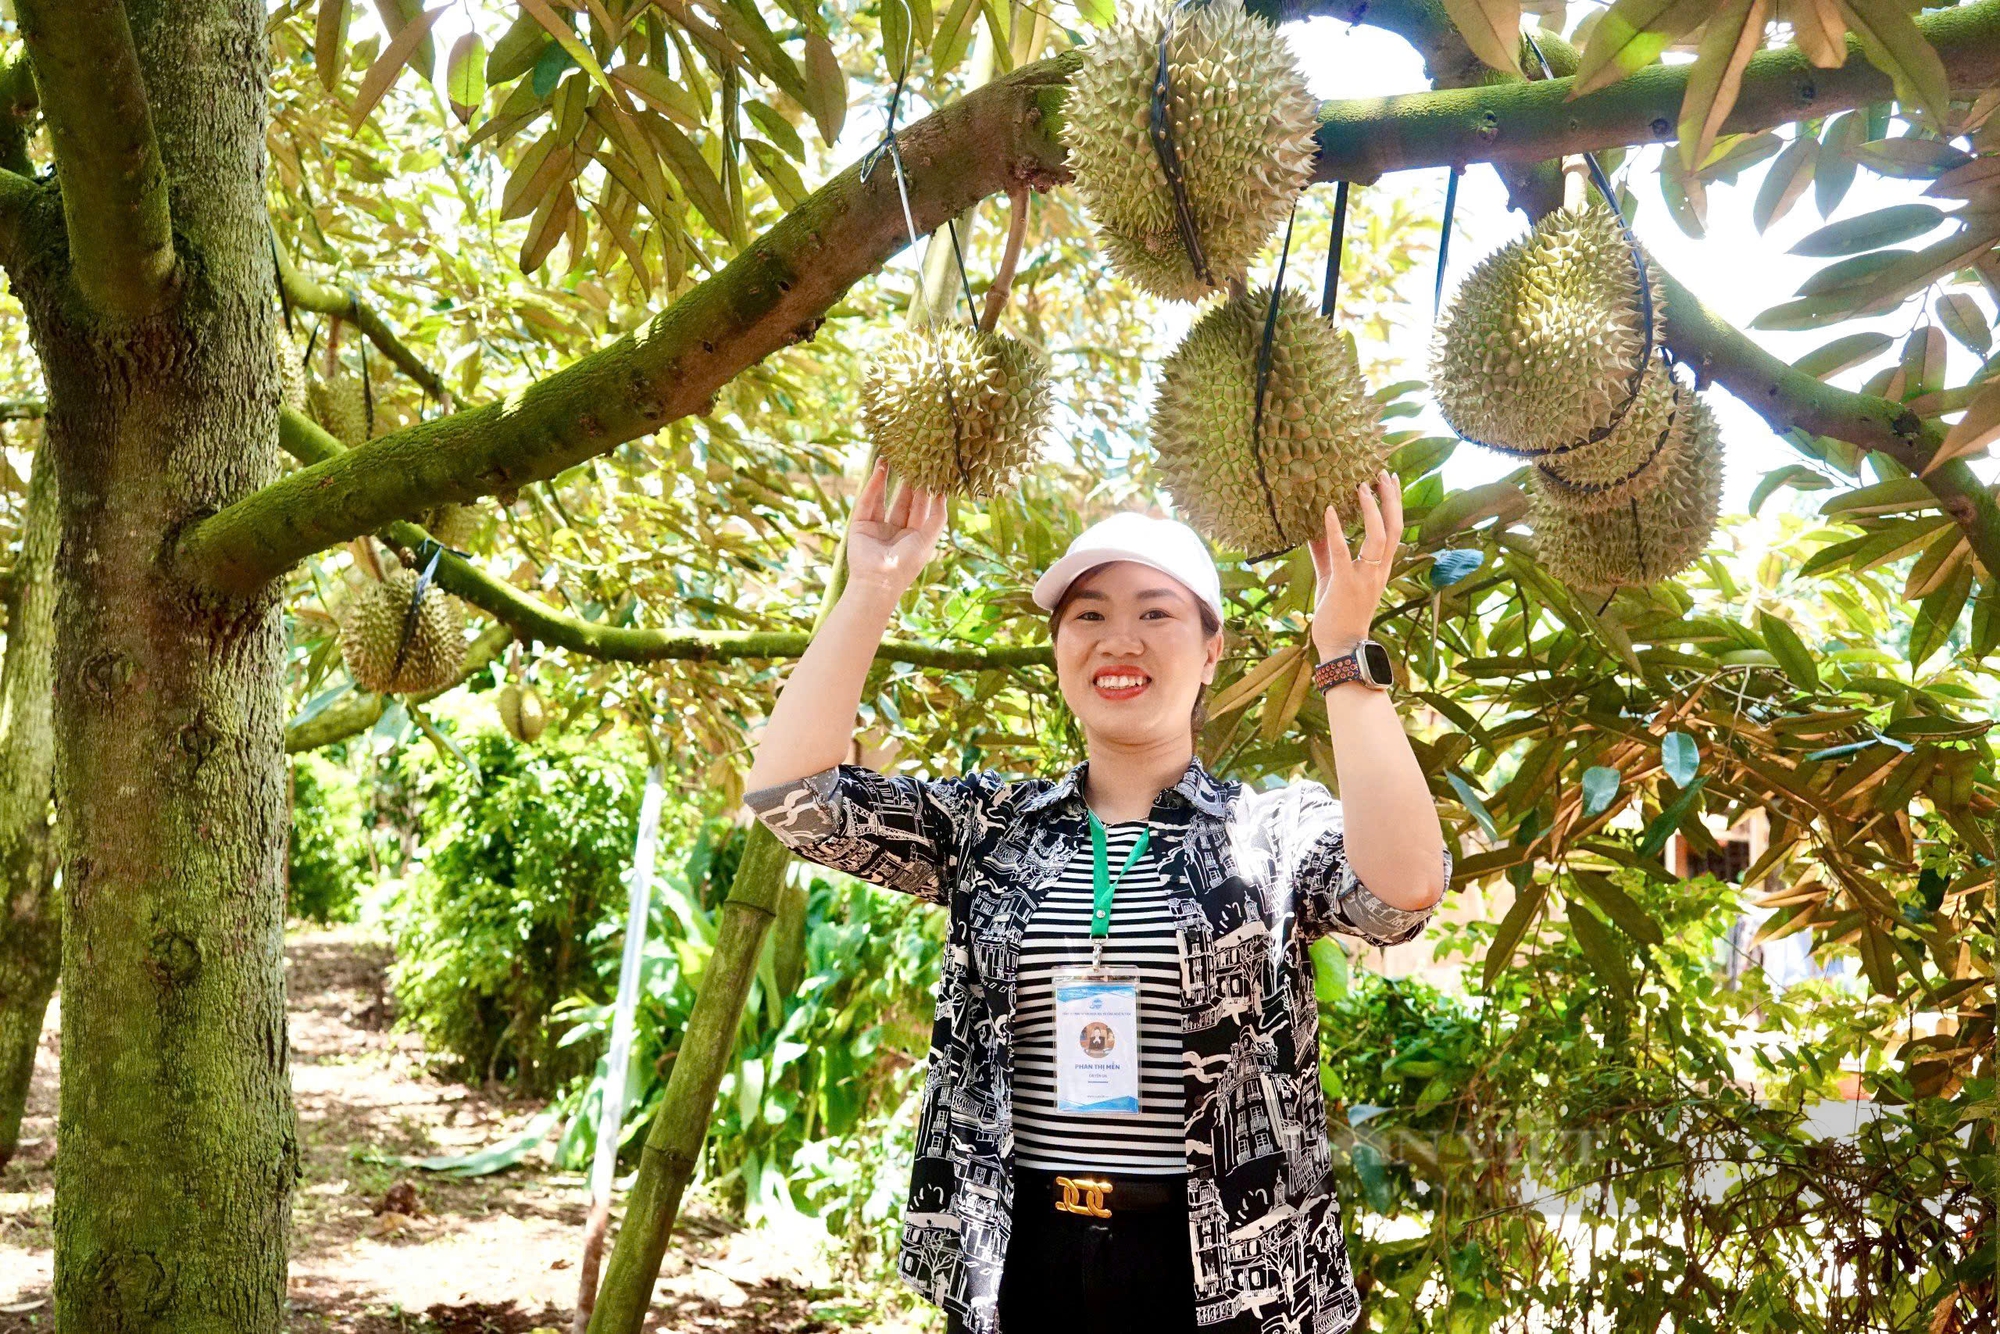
[7,0,298,1327]
[0,449,59,1164]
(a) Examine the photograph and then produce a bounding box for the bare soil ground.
[0,924,929,1334]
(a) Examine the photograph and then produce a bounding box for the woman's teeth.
[1095,673,1149,697]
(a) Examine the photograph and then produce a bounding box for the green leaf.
[1752,133,1816,233]
[743,100,805,161]
[1790,331,1892,379]
[1565,899,1634,1003]
[1815,110,1864,217]
[1818,477,1940,516]
[1569,867,1665,946]
[1852,137,1972,179]
[1569,0,1711,98]
[1581,765,1621,817]
[374,0,437,82]
[446,32,487,124]
[1074,0,1114,23]
[1481,879,1549,990]
[1661,730,1700,787]
[1439,0,1523,75]
[1446,772,1500,842]
[1834,0,1950,125]
[1936,293,1992,357]
[1969,576,2000,659]
[517,0,616,100]
[803,30,847,146]
[1676,0,1771,174]
[362,1110,561,1177]
[316,0,351,92]
[1790,203,1945,256]
[1909,561,1973,668]
[1310,936,1349,1003]
[486,9,550,84]
[1747,463,1831,515]
[1757,608,1821,690]
[350,5,449,127]
[1637,774,1708,860]
[1794,249,1909,297]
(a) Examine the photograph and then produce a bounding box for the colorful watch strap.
[1312,653,1364,693]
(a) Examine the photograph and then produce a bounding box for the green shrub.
[288,754,371,924]
[386,729,654,1096]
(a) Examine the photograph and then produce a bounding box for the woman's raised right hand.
[845,458,949,597]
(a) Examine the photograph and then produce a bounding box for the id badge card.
[1050,967,1142,1115]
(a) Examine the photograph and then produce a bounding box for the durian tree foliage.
[0,0,1990,1329]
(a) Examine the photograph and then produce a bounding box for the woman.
[743,459,1449,1334]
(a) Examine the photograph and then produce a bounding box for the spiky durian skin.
[861,323,1053,498]
[1064,0,1319,302]
[1529,395,1723,590]
[275,313,308,413]
[1432,205,1662,455]
[1532,355,1686,511]
[307,373,370,447]
[338,568,467,695]
[1151,285,1389,556]
[421,502,482,550]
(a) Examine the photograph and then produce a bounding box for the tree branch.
[1660,271,2000,578]
[274,233,452,403]
[182,56,1080,595]
[276,407,1055,673]
[16,0,175,319]
[0,58,41,179]
[1309,0,2000,182]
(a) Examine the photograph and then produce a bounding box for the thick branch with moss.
[274,237,451,402]
[1660,272,2000,576]
[0,59,39,179]
[1309,0,2000,182]
[16,0,175,318]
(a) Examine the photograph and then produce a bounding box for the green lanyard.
[1087,809,1152,941]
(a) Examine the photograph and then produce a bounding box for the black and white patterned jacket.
[742,753,1447,1334]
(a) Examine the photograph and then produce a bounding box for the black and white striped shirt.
[1011,820,1186,1175]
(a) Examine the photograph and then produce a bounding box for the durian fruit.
[861,323,1053,497]
[1150,285,1389,557]
[1532,353,1686,511]
[420,502,483,550]
[337,567,467,695]
[1432,204,1662,456]
[1063,0,1319,302]
[1529,394,1723,590]
[496,683,549,743]
[274,312,308,413]
[307,371,370,447]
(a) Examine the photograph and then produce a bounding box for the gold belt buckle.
[1054,1175,1113,1218]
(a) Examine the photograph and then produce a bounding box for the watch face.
[1360,641,1394,686]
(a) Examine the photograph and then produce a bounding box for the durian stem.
[1560,158,1587,212]
[979,186,1030,334]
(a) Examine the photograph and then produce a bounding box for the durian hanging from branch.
[1529,394,1726,591]
[1064,0,1320,302]
[1432,202,1663,457]
[862,188,1054,498]
[338,563,468,696]
[1151,283,1390,559]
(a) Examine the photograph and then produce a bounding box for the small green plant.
[288,754,372,924]
[385,729,656,1096]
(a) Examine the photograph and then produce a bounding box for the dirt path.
[0,924,928,1333]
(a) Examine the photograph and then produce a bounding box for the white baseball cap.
[1031,512,1225,624]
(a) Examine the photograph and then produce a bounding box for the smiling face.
[1050,560,1224,750]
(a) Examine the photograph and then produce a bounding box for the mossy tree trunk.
[0,449,60,1164]
[2,0,298,1328]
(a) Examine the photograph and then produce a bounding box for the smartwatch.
[1312,639,1394,693]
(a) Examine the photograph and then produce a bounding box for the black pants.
[945,1170,1198,1334]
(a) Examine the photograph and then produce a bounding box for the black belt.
[1018,1166,1187,1217]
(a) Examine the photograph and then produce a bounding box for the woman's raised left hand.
[1306,469,1402,660]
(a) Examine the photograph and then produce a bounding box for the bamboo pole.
[584,447,884,1334]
